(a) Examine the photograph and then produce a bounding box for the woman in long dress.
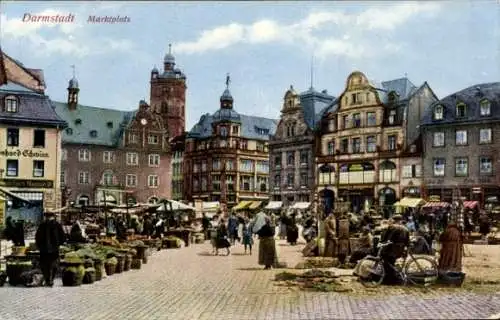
[256,217,277,269]
[438,223,463,272]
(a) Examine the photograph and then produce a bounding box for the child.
[242,219,254,255]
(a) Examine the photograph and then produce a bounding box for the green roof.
[52,101,135,146]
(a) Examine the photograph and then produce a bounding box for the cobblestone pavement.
[0,239,499,320]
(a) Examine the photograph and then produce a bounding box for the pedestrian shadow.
[231,253,250,256]
[197,251,215,256]
[236,267,264,271]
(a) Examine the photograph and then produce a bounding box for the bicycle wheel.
[404,256,438,286]
[357,257,385,288]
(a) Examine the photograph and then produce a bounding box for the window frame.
[78,171,90,184]
[455,130,468,146]
[147,175,159,188]
[456,103,467,118]
[7,128,19,147]
[479,156,493,175]
[479,128,492,144]
[367,112,377,126]
[126,174,137,187]
[6,159,18,177]
[148,154,160,167]
[455,157,469,177]
[126,152,139,166]
[432,132,445,147]
[78,149,91,162]
[103,151,114,163]
[366,136,376,152]
[4,96,18,113]
[33,160,45,177]
[433,105,443,120]
[480,99,491,117]
[33,129,46,148]
[433,158,445,177]
[147,134,159,144]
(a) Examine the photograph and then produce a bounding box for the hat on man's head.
[392,214,403,221]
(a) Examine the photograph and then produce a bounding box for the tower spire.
[226,73,231,90]
[168,43,172,55]
[71,64,76,78]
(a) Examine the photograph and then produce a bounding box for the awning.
[290,202,311,210]
[160,200,196,211]
[202,201,219,211]
[232,200,252,211]
[0,187,32,203]
[463,201,479,209]
[394,197,426,208]
[423,202,450,208]
[265,201,283,210]
[99,195,117,203]
[248,201,262,210]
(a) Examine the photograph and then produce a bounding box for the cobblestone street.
[0,239,499,320]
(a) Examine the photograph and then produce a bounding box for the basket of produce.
[60,252,85,286]
[131,258,142,270]
[114,254,125,273]
[93,258,104,281]
[83,267,96,284]
[164,236,183,249]
[5,256,33,286]
[105,257,118,276]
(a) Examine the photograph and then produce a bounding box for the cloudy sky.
[1,1,499,129]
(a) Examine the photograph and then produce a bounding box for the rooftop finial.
[404,72,408,78]
[71,64,76,78]
[226,73,231,89]
[168,43,172,54]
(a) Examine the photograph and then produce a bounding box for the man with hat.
[380,214,410,284]
[35,211,66,287]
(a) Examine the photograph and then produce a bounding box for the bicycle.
[355,240,438,288]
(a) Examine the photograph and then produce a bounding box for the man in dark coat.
[380,215,410,284]
[35,212,66,287]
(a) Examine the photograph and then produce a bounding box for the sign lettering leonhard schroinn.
[0,149,49,158]
[0,179,53,188]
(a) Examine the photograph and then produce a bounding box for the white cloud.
[175,3,441,59]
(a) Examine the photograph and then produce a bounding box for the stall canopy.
[159,200,196,211]
[265,201,283,210]
[393,197,426,208]
[248,201,262,210]
[290,202,311,210]
[423,202,450,208]
[0,187,32,203]
[463,201,479,209]
[202,201,220,211]
[232,200,252,211]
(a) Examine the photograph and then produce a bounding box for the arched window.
[77,195,90,206]
[379,161,397,182]
[433,105,443,120]
[480,99,491,116]
[318,164,335,185]
[220,126,228,137]
[148,197,158,204]
[456,102,467,118]
[102,170,114,186]
[4,95,18,113]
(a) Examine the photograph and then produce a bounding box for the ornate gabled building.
[421,82,500,206]
[170,132,187,200]
[268,86,334,207]
[184,76,277,211]
[53,48,186,206]
[0,51,66,220]
[316,71,438,214]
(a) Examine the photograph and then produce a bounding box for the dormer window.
[456,103,466,118]
[388,91,398,103]
[107,122,113,128]
[232,126,239,135]
[388,110,396,125]
[75,119,82,125]
[66,128,73,135]
[90,130,98,138]
[433,105,443,120]
[288,100,292,108]
[5,96,18,113]
[480,99,491,116]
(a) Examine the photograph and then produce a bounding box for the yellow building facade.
[0,50,67,223]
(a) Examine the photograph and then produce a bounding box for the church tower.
[67,65,79,110]
[149,44,187,139]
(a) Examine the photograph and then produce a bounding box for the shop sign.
[0,179,53,188]
[0,149,49,158]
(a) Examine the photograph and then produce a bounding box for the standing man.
[35,211,66,287]
[324,213,337,257]
[380,214,410,284]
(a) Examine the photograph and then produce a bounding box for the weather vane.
[226,73,231,89]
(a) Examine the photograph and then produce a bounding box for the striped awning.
[290,202,311,210]
[463,201,479,209]
[248,201,262,210]
[264,201,283,210]
[423,201,450,208]
[394,197,426,208]
[232,200,252,211]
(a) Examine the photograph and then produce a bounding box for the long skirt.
[258,236,277,266]
[324,237,337,257]
[438,241,463,272]
[286,225,299,244]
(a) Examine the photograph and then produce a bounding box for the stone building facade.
[421,82,500,206]
[54,49,186,205]
[0,51,66,220]
[183,77,277,211]
[268,86,334,206]
[170,133,186,200]
[316,71,438,213]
